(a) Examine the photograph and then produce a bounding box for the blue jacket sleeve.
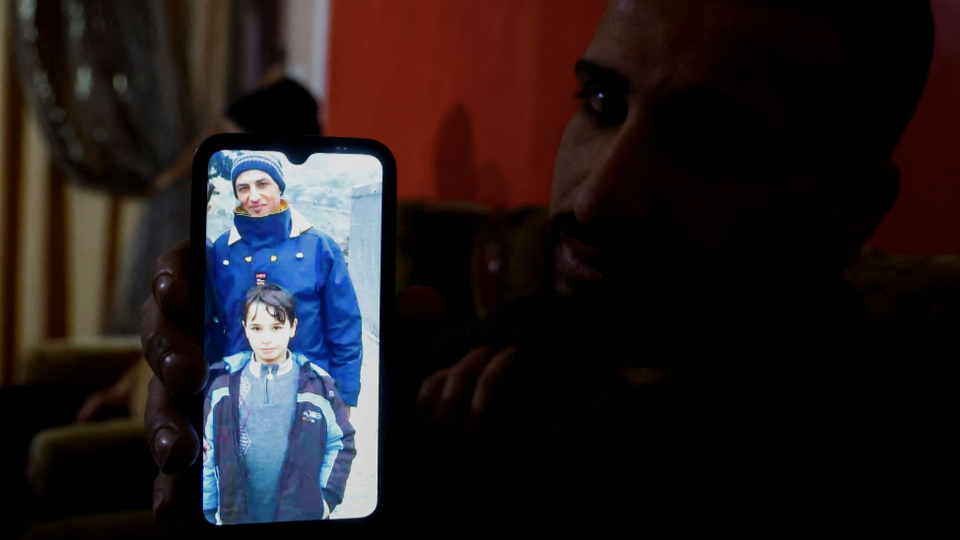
[318,240,363,406]
[205,239,229,365]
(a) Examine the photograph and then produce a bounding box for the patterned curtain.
[9,0,200,194]
[9,0,285,194]
[8,0,285,333]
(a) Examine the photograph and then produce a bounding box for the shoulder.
[298,230,346,264]
[222,351,252,373]
[206,372,232,404]
[209,371,231,388]
[300,228,338,248]
[212,229,233,251]
[294,352,331,378]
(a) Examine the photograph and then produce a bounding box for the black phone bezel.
[189,133,396,534]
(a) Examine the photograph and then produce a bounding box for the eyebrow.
[575,59,629,93]
[235,178,270,189]
[236,171,274,184]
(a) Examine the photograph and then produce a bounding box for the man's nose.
[249,189,261,201]
[573,123,657,229]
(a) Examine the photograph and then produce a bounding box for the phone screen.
[202,148,382,525]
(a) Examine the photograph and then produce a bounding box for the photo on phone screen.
[202,148,382,525]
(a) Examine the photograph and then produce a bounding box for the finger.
[152,240,191,315]
[145,376,200,474]
[471,347,519,419]
[153,471,198,528]
[153,472,179,523]
[415,367,451,417]
[141,296,207,396]
[435,347,496,426]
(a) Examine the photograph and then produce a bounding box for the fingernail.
[163,354,207,396]
[154,273,175,311]
[153,487,168,514]
[155,428,179,471]
[161,354,182,391]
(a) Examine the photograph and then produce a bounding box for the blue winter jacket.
[209,202,363,405]
[204,239,226,365]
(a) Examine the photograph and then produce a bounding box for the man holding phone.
[141,0,942,531]
[208,152,364,410]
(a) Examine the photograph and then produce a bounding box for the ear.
[828,158,900,269]
[290,318,299,338]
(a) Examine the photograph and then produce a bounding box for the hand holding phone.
[193,135,393,527]
[142,135,395,523]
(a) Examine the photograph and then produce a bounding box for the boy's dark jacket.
[202,351,356,524]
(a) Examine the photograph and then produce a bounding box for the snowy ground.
[330,332,379,519]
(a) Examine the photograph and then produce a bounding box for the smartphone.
[190,134,395,531]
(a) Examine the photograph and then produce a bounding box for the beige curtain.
[3,0,285,342]
[7,0,245,194]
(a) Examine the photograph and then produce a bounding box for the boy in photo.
[202,284,357,524]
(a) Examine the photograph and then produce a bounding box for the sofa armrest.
[28,419,154,523]
[19,337,142,392]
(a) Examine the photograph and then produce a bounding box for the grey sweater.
[239,359,298,523]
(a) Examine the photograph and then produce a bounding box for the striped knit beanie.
[230,153,285,197]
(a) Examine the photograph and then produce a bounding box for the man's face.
[551,0,847,296]
[236,169,283,216]
[243,302,297,364]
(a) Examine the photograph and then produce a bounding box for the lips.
[558,232,609,284]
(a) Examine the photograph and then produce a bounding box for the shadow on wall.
[433,103,507,208]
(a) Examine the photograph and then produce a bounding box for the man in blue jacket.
[209,152,364,409]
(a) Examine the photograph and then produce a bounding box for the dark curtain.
[9,0,195,194]
[9,0,285,334]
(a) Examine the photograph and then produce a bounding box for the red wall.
[327,0,960,254]
[326,0,606,208]
[869,0,960,255]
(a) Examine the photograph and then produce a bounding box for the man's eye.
[576,87,627,126]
